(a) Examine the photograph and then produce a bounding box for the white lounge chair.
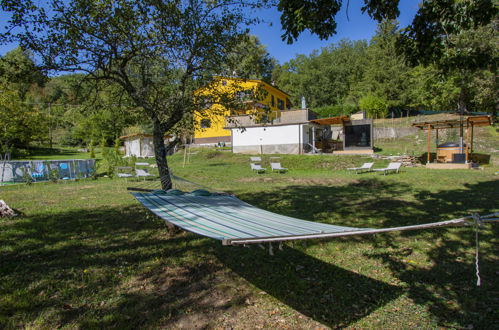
[372,162,402,175]
[250,157,262,162]
[116,166,134,178]
[136,168,153,178]
[250,163,266,174]
[270,162,288,173]
[347,162,374,174]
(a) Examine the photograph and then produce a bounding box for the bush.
[205,150,222,159]
[359,94,388,118]
[314,104,358,118]
[88,140,96,158]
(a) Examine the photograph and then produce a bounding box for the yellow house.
[193,77,291,145]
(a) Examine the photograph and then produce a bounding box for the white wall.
[232,125,301,147]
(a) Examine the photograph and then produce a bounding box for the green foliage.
[272,39,368,108]
[0,83,47,150]
[0,47,46,100]
[100,143,127,178]
[313,104,357,118]
[21,166,33,185]
[88,140,96,159]
[398,0,497,70]
[353,20,411,110]
[276,0,496,72]
[222,35,276,82]
[359,94,388,118]
[47,167,59,183]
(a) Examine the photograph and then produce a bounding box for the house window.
[271,95,275,107]
[277,99,284,110]
[200,119,211,128]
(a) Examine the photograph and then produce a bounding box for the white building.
[227,109,323,154]
[120,133,172,158]
[226,110,373,155]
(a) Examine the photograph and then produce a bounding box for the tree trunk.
[152,120,172,191]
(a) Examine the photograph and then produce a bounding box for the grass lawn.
[14,146,93,161]
[1,149,498,329]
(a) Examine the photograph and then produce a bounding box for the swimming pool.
[0,159,96,184]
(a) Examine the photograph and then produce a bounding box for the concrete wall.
[374,127,418,139]
[232,124,311,154]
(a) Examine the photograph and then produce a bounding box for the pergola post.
[470,123,474,153]
[312,126,316,153]
[436,128,439,146]
[465,125,470,163]
[427,124,431,164]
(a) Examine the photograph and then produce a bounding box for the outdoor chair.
[372,162,402,175]
[116,166,134,178]
[135,163,154,180]
[347,162,374,174]
[270,162,288,173]
[250,157,262,162]
[135,168,153,179]
[250,163,266,174]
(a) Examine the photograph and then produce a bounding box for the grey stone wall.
[374,127,418,139]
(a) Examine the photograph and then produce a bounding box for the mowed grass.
[1,149,498,329]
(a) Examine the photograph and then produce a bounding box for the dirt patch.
[238,177,277,183]
[238,177,349,186]
[285,177,349,186]
[120,259,327,329]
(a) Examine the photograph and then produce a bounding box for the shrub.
[21,166,33,185]
[89,140,96,158]
[314,104,358,118]
[359,94,388,118]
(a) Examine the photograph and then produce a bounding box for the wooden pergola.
[309,115,350,126]
[411,115,492,163]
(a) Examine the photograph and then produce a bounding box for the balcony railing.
[225,109,317,128]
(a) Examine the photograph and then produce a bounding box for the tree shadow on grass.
[216,244,402,328]
[0,205,247,328]
[237,178,499,328]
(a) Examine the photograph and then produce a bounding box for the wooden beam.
[471,123,474,154]
[466,126,470,163]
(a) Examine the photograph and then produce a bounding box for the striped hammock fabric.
[132,190,366,245]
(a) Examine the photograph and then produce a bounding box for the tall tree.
[1,0,252,189]
[353,20,411,113]
[0,82,46,157]
[0,47,46,100]
[222,35,277,83]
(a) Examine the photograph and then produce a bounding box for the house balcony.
[225,109,318,129]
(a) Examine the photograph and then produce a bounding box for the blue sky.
[0,1,420,65]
